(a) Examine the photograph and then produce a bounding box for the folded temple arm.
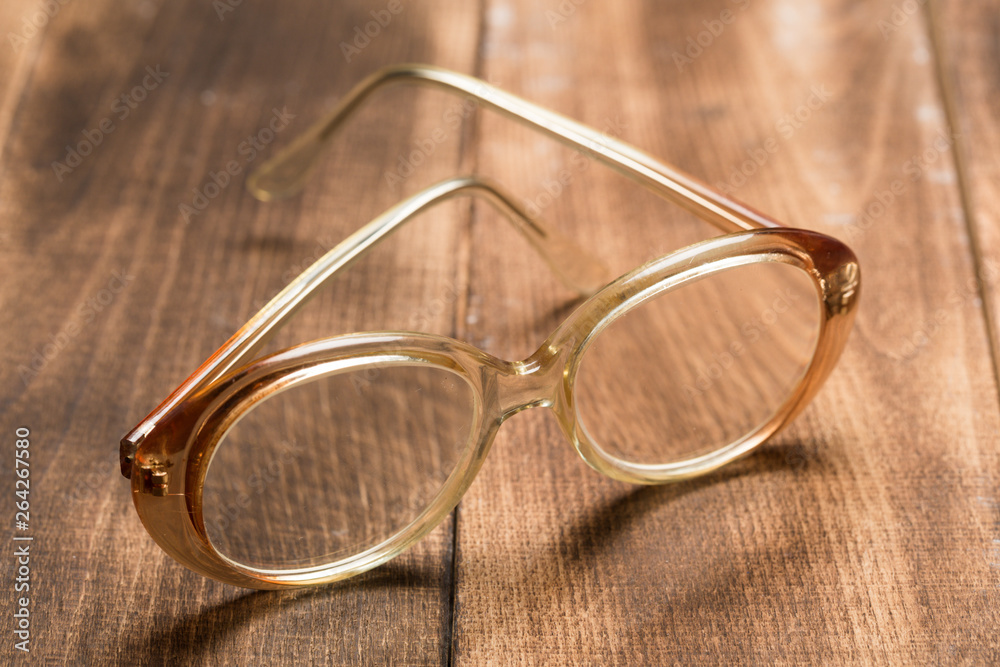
[194,175,608,384]
[246,63,778,232]
[121,176,606,472]
[122,64,781,474]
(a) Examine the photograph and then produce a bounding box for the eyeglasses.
[120,64,860,589]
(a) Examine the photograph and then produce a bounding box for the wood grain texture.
[0,1,481,664]
[0,0,997,665]
[450,0,1000,663]
[931,0,1000,400]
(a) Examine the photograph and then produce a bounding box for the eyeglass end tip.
[119,433,144,479]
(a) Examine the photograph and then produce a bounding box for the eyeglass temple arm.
[122,64,782,472]
[121,176,594,471]
[246,63,778,233]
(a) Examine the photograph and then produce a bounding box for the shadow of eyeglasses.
[125,440,823,662]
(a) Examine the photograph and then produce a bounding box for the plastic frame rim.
[121,63,862,590]
[128,227,859,589]
[561,235,837,483]
[195,345,496,585]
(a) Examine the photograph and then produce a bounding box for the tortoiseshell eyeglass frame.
[120,64,860,589]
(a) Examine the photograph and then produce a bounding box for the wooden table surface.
[2,0,998,664]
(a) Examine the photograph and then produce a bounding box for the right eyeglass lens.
[574,261,822,466]
[202,363,476,571]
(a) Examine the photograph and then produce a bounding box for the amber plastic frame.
[120,64,860,589]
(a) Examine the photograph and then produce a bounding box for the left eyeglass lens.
[201,364,476,571]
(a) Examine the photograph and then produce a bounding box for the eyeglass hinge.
[138,466,169,496]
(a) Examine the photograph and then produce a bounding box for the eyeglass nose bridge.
[493,341,578,422]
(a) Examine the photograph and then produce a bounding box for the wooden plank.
[930,0,1000,400]
[450,0,1000,663]
[0,0,482,664]
[2,0,999,664]
[0,0,42,170]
